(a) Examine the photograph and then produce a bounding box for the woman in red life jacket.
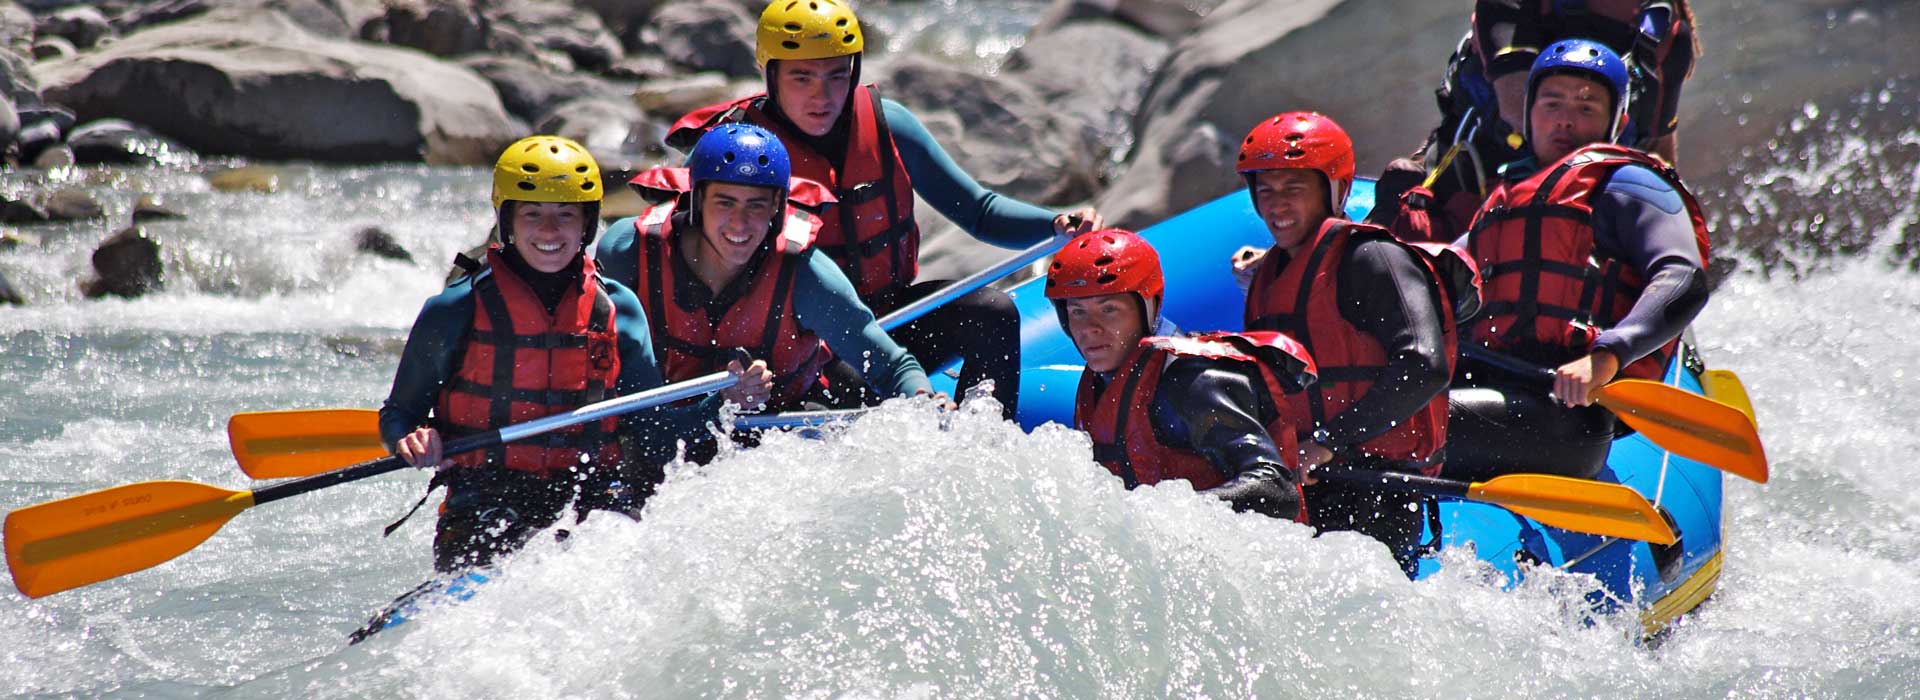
[1230,113,1482,576]
[379,136,773,573]
[662,0,1104,422]
[1047,228,1316,523]
[1369,0,1699,243]
[595,124,934,446]
[1446,40,1710,482]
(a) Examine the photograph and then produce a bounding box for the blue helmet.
[686,123,791,192]
[1526,38,1631,144]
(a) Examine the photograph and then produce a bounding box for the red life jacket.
[1244,220,1471,473]
[1074,332,1313,523]
[623,168,837,410]
[669,85,919,299]
[436,249,622,478]
[1464,143,1709,380]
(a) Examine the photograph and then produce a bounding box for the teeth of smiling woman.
[535,242,563,252]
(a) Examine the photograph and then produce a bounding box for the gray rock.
[83,225,164,299]
[575,0,664,48]
[491,0,623,73]
[534,95,667,177]
[643,0,756,78]
[873,54,1101,207]
[111,0,351,38]
[208,165,284,193]
[67,118,197,166]
[600,54,677,83]
[41,188,103,220]
[353,225,415,262]
[0,2,33,55]
[35,5,114,50]
[1097,0,1468,230]
[1004,19,1167,174]
[132,194,187,222]
[630,72,738,119]
[0,90,15,149]
[0,193,46,222]
[460,54,612,125]
[1,45,39,106]
[31,35,76,61]
[1030,0,1229,39]
[35,7,517,164]
[29,142,70,167]
[371,0,487,56]
[0,266,22,305]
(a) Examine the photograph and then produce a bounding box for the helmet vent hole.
[785,22,802,31]
[836,18,848,27]
[516,182,536,192]
[575,165,588,173]
[1095,273,1118,284]
[1285,148,1306,159]
[809,2,818,10]
[549,146,559,154]
[723,152,737,163]
[582,182,595,191]
[1093,256,1114,266]
[842,34,855,44]
[1049,261,1062,270]
[757,155,770,167]
[782,40,801,50]
[522,164,540,173]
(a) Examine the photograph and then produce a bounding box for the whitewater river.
[6,18,1920,700]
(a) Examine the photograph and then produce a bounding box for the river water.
[4,5,1920,699]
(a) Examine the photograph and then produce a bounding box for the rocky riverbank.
[1,0,1915,300]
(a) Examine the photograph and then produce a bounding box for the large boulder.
[82,226,164,299]
[460,54,612,125]
[1004,19,1168,175]
[112,0,352,38]
[0,1,32,55]
[34,7,517,164]
[364,0,487,56]
[490,0,623,73]
[1030,0,1230,40]
[534,95,667,178]
[34,5,114,50]
[576,0,665,48]
[873,54,1101,207]
[1097,0,1467,229]
[642,0,756,78]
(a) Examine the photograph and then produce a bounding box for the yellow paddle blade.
[5,481,256,598]
[1701,369,1759,425]
[229,409,386,479]
[1469,474,1677,544]
[1595,380,1769,483]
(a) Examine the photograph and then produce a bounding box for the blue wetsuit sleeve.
[1590,165,1710,365]
[791,249,932,396]
[593,217,642,291]
[378,284,475,448]
[884,99,1058,249]
[604,279,725,461]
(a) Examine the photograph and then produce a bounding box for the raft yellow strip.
[1641,550,1722,635]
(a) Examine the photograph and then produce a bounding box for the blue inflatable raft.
[929,179,1732,634]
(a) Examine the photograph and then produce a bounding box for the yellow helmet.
[756,0,864,69]
[490,135,602,212]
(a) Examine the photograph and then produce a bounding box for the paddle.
[1463,345,1769,483]
[229,237,1064,479]
[1318,468,1677,544]
[4,371,738,599]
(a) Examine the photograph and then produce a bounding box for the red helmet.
[1236,111,1355,216]
[1046,229,1165,329]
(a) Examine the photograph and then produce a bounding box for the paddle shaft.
[253,370,736,505]
[1315,468,1474,500]
[877,236,1063,332]
[735,408,871,430]
[1462,344,1560,384]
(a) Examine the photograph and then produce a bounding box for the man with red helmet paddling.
[1231,113,1481,576]
[1444,40,1711,483]
[664,0,1103,422]
[1047,229,1318,522]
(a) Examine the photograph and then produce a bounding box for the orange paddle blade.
[6,481,256,598]
[1596,380,1769,483]
[229,409,386,479]
[1469,474,1677,544]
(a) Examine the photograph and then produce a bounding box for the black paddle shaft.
[251,431,502,507]
[1315,468,1470,499]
